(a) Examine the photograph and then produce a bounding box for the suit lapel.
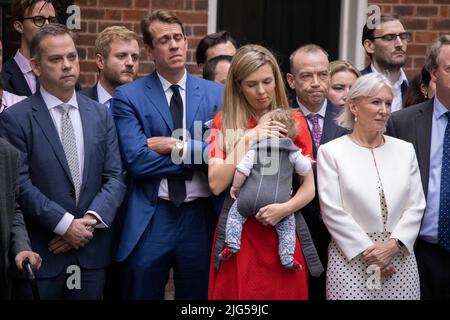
[5,59,32,96]
[78,94,93,190]
[321,101,340,145]
[415,99,433,195]
[145,72,174,131]
[31,93,73,182]
[185,74,201,132]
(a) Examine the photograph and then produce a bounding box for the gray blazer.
[0,138,31,299]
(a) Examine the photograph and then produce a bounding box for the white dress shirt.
[96,81,113,108]
[156,70,212,202]
[40,87,107,234]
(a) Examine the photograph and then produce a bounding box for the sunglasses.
[370,32,412,42]
[21,16,59,27]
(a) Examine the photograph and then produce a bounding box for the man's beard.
[105,69,136,88]
[374,53,406,72]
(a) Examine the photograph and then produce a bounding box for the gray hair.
[336,73,394,129]
[30,23,75,61]
[424,35,450,72]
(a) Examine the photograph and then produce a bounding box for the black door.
[217,0,341,76]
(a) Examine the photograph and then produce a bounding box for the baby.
[219,109,312,271]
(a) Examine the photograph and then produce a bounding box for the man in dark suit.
[113,10,223,299]
[80,26,140,108]
[2,0,57,97]
[0,137,42,300]
[286,44,348,300]
[386,35,450,300]
[0,23,126,300]
[80,25,140,300]
[361,13,410,112]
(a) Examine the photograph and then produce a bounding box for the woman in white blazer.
[317,73,425,300]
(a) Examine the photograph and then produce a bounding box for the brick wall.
[4,1,449,86]
[368,0,450,78]
[74,0,208,87]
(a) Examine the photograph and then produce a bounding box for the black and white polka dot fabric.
[325,150,420,300]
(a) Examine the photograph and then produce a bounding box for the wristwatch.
[394,238,404,250]
[174,140,184,157]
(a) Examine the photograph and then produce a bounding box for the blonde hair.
[95,26,139,58]
[221,44,289,151]
[329,60,361,79]
[336,73,394,129]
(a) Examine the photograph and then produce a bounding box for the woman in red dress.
[208,44,315,300]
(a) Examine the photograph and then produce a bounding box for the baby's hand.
[230,185,240,200]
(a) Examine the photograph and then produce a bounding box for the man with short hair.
[113,10,223,299]
[202,54,232,84]
[195,30,237,69]
[387,35,450,300]
[0,23,126,299]
[361,13,410,112]
[2,0,58,96]
[80,26,140,108]
[286,44,348,300]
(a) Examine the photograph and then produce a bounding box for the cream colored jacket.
[317,135,425,261]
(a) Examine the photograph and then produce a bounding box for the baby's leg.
[220,201,246,260]
[276,214,302,271]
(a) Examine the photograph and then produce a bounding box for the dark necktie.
[168,85,186,207]
[307,113,322,150]
[438,112,450,251]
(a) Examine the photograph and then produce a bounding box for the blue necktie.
[168,85,186,207]
[438,112,450,251]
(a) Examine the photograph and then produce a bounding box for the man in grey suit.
[0,137,41,299]
[387,35,450,300]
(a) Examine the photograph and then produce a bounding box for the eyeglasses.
[21,16,59,27]
[370,32,412,42]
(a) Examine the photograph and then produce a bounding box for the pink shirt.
[14,50,37,94]
[1,90,27,112]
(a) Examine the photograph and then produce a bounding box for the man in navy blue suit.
[361,13,410,112]
[0,23,126,299]
[80,26,140,108]
[2,0,57,97]
[287,44,349,300]
[113,10,223,299]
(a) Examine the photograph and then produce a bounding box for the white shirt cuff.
[180,141,188,162]
[85,211,108,228]
[53,212,75,236]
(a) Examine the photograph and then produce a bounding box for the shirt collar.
[157,69,187,93]
[96,81,113,105]
[40,86,78,111]
[433,97,450,120]
[296,97,327,118]
[370,63,409,87]
[14,50,33,74]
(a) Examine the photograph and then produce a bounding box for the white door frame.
[339,0,368,69]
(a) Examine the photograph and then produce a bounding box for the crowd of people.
[0,0,449,300]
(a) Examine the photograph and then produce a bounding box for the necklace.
[348,134,385,149]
